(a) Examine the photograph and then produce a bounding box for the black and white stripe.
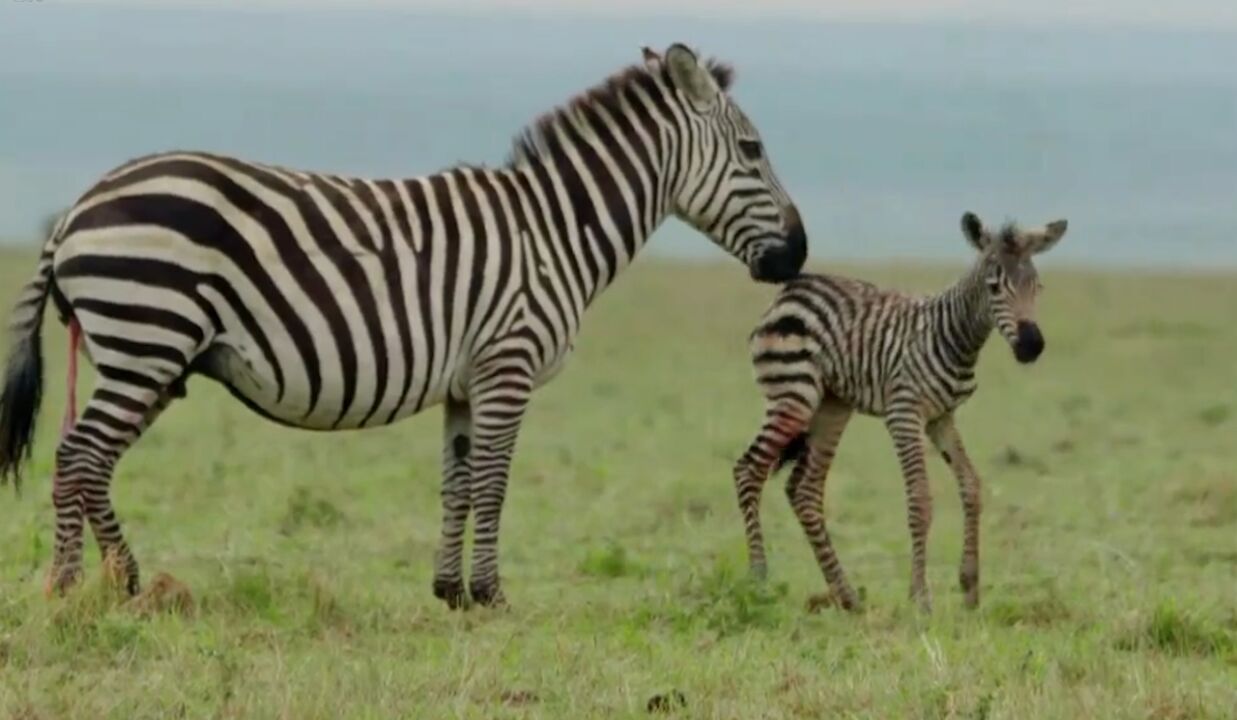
[0,43,807,605]
[732,212,1066,612]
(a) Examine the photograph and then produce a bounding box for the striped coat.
[0,44,807,607]
[733,212,1066,612]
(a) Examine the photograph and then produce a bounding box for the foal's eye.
[738,139,763,162]
[986,278,1001,292]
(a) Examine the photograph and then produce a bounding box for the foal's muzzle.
[1013,321,1045,364]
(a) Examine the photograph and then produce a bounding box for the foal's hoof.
[469,580,507,609]
[962,588,980,610]
[432,577,469,610]
[960,570,980,609]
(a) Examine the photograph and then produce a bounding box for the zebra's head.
[645,44,807,283]
[961,211,1068,364]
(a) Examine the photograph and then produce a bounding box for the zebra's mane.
[505,55,735,168]
[995,221,1022,254]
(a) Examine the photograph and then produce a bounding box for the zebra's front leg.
[432,395,472,610]
[927,414,982,609]
[465,366,534,608]
[884,403,933,612]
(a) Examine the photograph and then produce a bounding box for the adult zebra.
[0,44,807,608]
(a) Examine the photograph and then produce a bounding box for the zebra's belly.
[819,366,887,417]
[921,384,976,421]
[196,340,449,431]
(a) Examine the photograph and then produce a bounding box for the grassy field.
[0,248,1234,719]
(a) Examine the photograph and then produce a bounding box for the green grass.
[1,249,1235,718]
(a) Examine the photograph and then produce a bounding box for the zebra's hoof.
[100,549,141,597]
[432,577,469,610]
[43,565,82,599]
[469,580,507,609]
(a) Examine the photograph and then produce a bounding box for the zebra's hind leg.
[464,363,534,608]
[732,399,815,581]
[432,394,472,610]
[785,400,860,611]
[89,382,181,594]
[47,366,187,598]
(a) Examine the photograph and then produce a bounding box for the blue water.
[2,5,1235,269]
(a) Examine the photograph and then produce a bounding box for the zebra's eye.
[986,278,1001,293]
[737,139,763,162]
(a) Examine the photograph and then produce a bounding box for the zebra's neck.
[924,261,993,369]
[505,108,674,309]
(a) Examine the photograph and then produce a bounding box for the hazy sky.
[5,0,1236,267]
[47,0,1237,29]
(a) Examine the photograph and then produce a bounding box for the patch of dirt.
[127,572,196,617]
[499,690,539,707]
[647,690,686,713]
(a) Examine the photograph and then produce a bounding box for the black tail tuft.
[0,329,45,493]
[773,433,808,473]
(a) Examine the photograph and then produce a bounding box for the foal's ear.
[960,211,987,252]
[1026,218,1068,255]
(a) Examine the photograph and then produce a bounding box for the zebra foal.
[0,44,808,607]
[734,212,1068,612]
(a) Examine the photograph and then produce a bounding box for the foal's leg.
[733,399,814,580]
[927,414,982,609]
[785,399,860,611]
[432,395,472,609]
[883,400,933,612]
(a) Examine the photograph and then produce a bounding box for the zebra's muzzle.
[750,218,807,283]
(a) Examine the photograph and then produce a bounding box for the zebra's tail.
[773,433,808,473]
[0,214,67,492]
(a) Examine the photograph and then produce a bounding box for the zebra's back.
[51,150,526,430]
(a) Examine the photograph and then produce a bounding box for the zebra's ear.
[960,211,987,252]
[641,46,661,69]
[665,43,720,109]
[1027,219,1068,255]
